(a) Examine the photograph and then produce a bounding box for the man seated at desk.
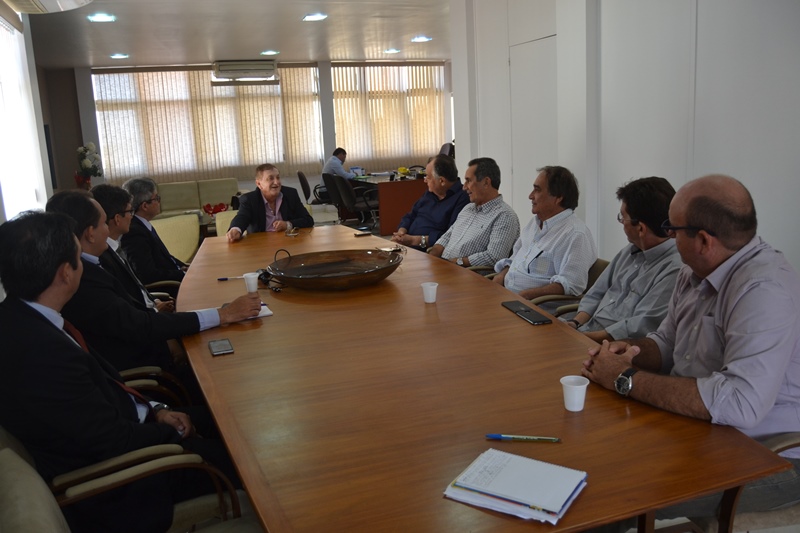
[391,154,469,250]
[322,147,356,180]
[227,163,314,242]
[428,157,520,268]
[0,211,243,532]
[493,165,597,299]
[583,174,800,531]
[566,177,682,343]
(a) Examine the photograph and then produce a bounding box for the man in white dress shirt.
[493,165,597,300]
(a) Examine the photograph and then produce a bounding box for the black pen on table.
[217,276,244,281]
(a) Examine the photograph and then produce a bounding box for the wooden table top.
[179,225,789,533]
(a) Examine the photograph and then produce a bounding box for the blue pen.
[485,434,560,442]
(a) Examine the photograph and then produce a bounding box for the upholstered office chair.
[214,209,239,236]
[333,174,379,227]
[0,425,261,533]
[150,213,201,264]
[321,173,345,223]
[529,258,609,314]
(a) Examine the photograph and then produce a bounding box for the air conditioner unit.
[4,0,93,14]
[212,60,277,80]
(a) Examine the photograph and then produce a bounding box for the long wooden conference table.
[179,225,789,533]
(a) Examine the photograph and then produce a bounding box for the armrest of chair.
[124,379,183,406]
[468,265,496,278]
[119,366,190,405]
[554,303,580,317]
[530,294,581,306]
[145,280,182,292]
[761,432,800,453]
[50,444,185,493]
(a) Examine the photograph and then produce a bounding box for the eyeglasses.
[119,208,135,217]
[660,219,717,238]
[616,212,639,225]
[144,194,161,204]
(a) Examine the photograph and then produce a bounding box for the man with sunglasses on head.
[121,177,186,287]
[583,174,800,530]
[566,177,682,342]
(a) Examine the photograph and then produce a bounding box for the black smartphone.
[354,231,371,237]
[209,338,234,356]
[501,301,552,325]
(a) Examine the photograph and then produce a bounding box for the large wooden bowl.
[266,249,403,291]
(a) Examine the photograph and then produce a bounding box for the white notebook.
[444,448,586,524]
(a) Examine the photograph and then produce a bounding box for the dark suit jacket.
[121,216,186,284]
[0,298,181,481]
[61,258,200,371]
[99,246,153,309]
[229,186,314,235]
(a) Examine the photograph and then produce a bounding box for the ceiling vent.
[4,0,93,14]
[212,60,277,80]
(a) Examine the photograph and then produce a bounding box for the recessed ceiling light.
[302,13,328,22]
[260,50,280,56]
[411,36,432,43]
[384,48,401,54]
[87,13,116,22]
[110,53,129,59]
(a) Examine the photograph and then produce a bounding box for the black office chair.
[321,173,344,223]
[333,174,379,228]
[297,171,325,205]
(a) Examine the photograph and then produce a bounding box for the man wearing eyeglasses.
[583,174,800,528]
[121,177,186,287]
[566,177,682,342]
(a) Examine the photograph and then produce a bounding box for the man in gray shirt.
[566,177,681,342]
[429,157,520,268]
[583,174,800,530]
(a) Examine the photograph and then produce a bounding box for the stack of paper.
[444,448,587,525]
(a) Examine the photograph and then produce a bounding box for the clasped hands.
[582,340,640,390]
[155,409,195,439]
[390,229,422,247]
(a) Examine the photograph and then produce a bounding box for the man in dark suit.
[0,211,239,532]
[226,163,314,242]
[92,183,174,313]
[120,177,186,285]
[46,191,261,372]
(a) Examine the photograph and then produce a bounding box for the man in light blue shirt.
[322,147,356,180]
[567,177,682,343]
[494,165,596,300]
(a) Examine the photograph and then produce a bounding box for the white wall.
[451,0,800,269]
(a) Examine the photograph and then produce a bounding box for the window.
[331,62,447,171]
[92,66,323,183]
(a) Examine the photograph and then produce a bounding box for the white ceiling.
[27,0,452,69]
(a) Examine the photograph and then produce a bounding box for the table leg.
[637,510,655,533]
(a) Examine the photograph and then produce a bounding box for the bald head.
[676,174,757,251]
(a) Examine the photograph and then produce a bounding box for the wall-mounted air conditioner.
[212,60,277,80]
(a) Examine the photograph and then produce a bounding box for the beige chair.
[155,181,202,219]
[0,425,262,532]
[529,257,609,313]
[214,209,239,236]
[198,178,240,210]
[151,213,200,264]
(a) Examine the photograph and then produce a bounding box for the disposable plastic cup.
[421,282,438,303]
[560,375,589,412]
[243,272,260,293]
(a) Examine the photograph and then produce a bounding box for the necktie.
[62,319,155,420]
[111,248,156,305]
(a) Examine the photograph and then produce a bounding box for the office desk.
[354,176,427,235]
[179,226,789,533]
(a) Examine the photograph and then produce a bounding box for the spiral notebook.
[444,448,587,524]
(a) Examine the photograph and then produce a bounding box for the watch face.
[615,376,632,396]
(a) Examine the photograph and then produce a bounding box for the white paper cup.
[243,272,260,293]
[421,282,438,303]
[560,375,589,412]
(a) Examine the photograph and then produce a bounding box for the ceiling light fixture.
[110,53,129,59]
[87,13,115,22]
[260,50,280,56]
[302,13,327,22]
[384,48,401,54]
[411,36,432,43]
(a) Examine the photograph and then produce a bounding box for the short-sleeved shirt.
[494,209,596,295]
[648,237,800,455]
[435,195,520,267]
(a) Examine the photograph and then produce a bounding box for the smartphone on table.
[501,301,552,326]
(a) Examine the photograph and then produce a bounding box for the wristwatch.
[614,368,638,397]
[420,235,427,248]
[151,402,170,414]
[456,257,464,266]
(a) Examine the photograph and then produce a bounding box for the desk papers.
[444,448,586,524]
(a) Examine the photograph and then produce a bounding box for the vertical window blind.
[92,66,323,183]
[331,62,446,172]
